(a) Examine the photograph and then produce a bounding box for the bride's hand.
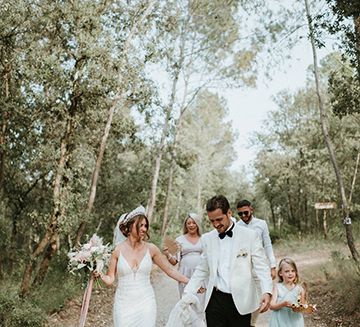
[93,271,101,278]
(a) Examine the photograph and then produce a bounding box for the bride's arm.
[98,246,119,286]
[150,244,189,284]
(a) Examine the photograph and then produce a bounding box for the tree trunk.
[33,233,58,286]
[0,63,10,191]
[286,178,295,226]
[353,14,360,84]
[304,194,308,231]
[322,210,328,239]
[161,162,175,237]
[147,98,177,223]
[20,116,74,297]
[75,0,156,241]
[269,200,276,230]
[75,100,117,245]
[348,151,360,204]
[8,176,43,274]
[160,70,192,236]
[196,181,202,216]
[0,64,10,278]
[304,0,359,262]
[0,112,7,191]
[147,15,189,223]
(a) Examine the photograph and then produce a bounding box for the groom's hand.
[258,293,271,313]
[197,287,206,294]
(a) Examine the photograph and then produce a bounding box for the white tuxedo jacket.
[184,224,273,315]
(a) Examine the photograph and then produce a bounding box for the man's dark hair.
[206,195,230,214]
[236,199,252,208]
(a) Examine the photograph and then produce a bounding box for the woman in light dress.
[163,213,206,326]
[98,206,189,327]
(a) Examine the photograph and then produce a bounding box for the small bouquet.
[68,234,113,327]
[291,294,317,314]
[291,302,317,314]
[68,233,113,275]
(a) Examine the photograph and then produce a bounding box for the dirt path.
[47,247,332,327]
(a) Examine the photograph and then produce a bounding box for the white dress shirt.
[216,222,234,293]
[237,216,276,268]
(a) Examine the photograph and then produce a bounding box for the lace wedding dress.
[113,248,156,327]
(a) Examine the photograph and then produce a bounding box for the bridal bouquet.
[68,234,113,327]
[68,233,113,275]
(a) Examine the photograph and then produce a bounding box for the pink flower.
[68,233,113,275]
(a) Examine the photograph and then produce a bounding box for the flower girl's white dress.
[113,248,156,327]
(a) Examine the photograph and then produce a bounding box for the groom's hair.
[206,195,230,214]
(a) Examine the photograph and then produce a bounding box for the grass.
[0,255,83,327]
[272,230,360,326]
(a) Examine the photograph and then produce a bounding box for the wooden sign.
[314,202,337,210]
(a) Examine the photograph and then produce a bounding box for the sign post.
[314,202,337,239]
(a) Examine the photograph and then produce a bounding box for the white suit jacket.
[184,224,273,315]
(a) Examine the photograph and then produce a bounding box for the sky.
[224,0,335,174]
[145,0,335,178]
[225,40,333,174]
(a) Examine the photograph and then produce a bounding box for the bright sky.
[145,0,334,178]
[225,41,332,174]
[225,0,334,174]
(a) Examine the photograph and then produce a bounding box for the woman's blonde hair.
[277,257,300,284]
[182,213,202,236]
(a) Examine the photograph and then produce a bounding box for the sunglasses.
[237,211,250,217]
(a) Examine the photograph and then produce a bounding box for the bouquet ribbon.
[79,275,94,327]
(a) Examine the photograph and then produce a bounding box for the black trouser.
[205,288,251,327]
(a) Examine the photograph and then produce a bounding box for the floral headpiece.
[122,205,146,225]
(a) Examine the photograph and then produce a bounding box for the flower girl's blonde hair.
[277,257,300,284]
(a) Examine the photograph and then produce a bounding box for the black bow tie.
[218,223,234,239]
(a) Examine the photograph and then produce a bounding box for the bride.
[97,206,189,327]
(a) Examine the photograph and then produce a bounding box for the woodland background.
[0,0,359,326]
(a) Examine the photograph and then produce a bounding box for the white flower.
[95,259,104,273]
[67,234,113,275]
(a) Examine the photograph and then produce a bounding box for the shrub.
[328,251,360,314]
[0,287,45,327]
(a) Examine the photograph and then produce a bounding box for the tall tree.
[146,0,270,223]
[74,0,157,244]
[304,0,359,262]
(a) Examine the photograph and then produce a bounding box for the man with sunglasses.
[236,199,277,327]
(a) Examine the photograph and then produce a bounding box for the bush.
[0,287,45,327]
[327,251,360,314]
[28,254,82,313]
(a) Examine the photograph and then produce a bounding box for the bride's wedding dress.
[113,248,156,327]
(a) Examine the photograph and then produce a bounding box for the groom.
[183,195,272,327]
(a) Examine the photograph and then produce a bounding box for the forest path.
[47,245,334,327]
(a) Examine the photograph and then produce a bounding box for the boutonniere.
[237,249,248,258]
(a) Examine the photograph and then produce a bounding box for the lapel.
[229,224,241,269]
[209,231,220,275]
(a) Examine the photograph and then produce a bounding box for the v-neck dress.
[175,234,203,296]
[113,248,156,327]
[175,234,206,327]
